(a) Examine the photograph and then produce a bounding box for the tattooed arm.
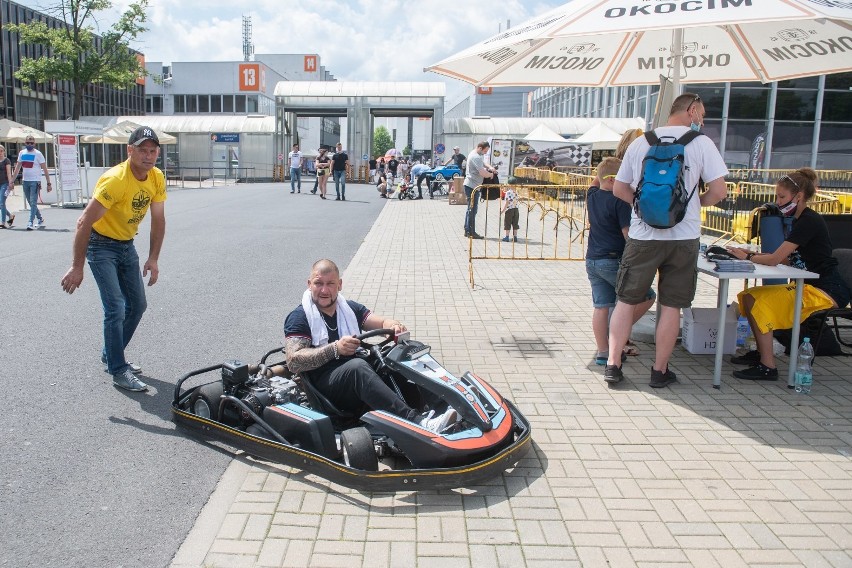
[285,336,338,374]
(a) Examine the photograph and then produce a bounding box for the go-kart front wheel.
[188,382,224,421]
[397,192,404,200]
[340,427,378,471]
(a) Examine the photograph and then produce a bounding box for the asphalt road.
[0,181,384,568]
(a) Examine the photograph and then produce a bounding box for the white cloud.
[120,0,563,104]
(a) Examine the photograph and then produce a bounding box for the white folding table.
[696,257,819,389]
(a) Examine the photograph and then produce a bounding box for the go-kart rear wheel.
[397,191,404,200]
[188,382,224,421]
[340,427,378,471]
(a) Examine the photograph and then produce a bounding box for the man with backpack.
[604,93,728,388]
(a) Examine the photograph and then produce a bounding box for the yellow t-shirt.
[92,160,166,241]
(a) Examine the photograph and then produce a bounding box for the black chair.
[809,248,852,362]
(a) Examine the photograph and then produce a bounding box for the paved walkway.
[170,193,852,568]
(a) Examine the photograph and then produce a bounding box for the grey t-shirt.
[464,150,486,188]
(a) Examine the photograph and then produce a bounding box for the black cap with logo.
[128,126,160,146]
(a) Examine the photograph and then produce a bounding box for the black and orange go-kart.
[172,330,531,491]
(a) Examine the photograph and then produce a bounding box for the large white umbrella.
[523,124,568,150]
[426,1,852,92]
[80,120,177,145]
[0,119,53,143]
[571,122,623,150]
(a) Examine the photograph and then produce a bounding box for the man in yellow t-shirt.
[60,126,167,392]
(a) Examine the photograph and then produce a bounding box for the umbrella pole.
[671,28,684,97]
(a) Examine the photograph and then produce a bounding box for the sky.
[103,0,564,107]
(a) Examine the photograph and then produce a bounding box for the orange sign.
[136,54,146,86]
[239,63,261,91]
[477,86,493,95]
[304,55,317,73]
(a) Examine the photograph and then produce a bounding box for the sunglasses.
[687,95,701,111]
[780,174,800,190]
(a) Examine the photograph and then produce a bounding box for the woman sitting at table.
[725,167,851,380]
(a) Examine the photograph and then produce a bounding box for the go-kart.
[173,330,531,491]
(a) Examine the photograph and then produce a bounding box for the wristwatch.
[746,252,755,260]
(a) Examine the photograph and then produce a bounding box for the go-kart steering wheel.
[354,328,396,349]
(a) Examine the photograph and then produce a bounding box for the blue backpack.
[634,130,703,229]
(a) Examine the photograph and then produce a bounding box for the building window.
[186,95,197,113]
[247,95,258,113]
[235,95,245,113]
[198,94,209,113]
[174,95,185,113]
[223,95,233,113]
[211,95,222,113]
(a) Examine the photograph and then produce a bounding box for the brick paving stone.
[169,192,852,568]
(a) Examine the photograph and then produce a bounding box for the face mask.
[25,144,34,151]
[689,121,701,133]
[779,198,798,217]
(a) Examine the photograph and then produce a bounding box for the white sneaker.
[35,219,44,229]
[419,407,458,433]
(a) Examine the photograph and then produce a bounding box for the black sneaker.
[730,350,760,365]
[649,368,678,388]
[604,364,624,383]
[470,232,484,240]
[733,363,778,381]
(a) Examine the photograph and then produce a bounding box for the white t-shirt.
[17,148,47,182]
[288,151,302,169]
[616,126,728,241]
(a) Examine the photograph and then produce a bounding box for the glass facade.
[0,0,144,130]
[529,73,852,171]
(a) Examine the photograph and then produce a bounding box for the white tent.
[523,124,567,150]
[571,123,623,151]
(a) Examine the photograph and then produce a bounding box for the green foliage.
[5,0,149,119]
[403,145,411,156]
[373,126,394,157]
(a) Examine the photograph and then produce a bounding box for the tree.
[5,0,149,120]
[373,126,394,157]
[403,145,411,157]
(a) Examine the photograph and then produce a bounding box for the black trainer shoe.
[604,364,624,383]
[649,367,678,388]
[732,363,778,381]
[730,350,760,365]
[470,232,484,240]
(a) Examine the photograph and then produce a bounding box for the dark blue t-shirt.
[586,186,632,260]
[284,299,372,375]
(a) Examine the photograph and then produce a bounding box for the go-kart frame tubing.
[172,368,532,491]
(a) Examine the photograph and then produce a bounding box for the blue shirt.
[586,186,632,260]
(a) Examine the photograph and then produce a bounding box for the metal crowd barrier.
[466,184,590,288]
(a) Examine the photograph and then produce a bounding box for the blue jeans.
[86,233,148,375]
[333,170,346,198]
[463,185,479,235]
[290,168,301,191]
[0,182,9,223]
[23,181,42,225]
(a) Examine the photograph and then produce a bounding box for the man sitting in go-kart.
[284,259,458,433]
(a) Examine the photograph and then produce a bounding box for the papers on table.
[713,259,756,272]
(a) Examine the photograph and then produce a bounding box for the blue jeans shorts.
[586,257,656,309]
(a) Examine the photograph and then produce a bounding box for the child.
[501,186,519,242]
[585,157,656,366]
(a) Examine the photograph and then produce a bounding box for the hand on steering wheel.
[354,329,396,349]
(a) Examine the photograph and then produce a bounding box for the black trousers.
[416,172,429,198]
[314,359,418,421]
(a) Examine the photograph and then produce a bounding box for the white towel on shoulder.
[302,289,360,346]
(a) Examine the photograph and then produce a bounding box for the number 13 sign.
[239,63,265,92]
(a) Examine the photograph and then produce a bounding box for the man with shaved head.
[284,259,458,433]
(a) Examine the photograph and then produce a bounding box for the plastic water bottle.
[795,337,814,394]
[736,316,750,348]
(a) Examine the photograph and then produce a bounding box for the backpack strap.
[674,130,704,146]
[644,131,659,145]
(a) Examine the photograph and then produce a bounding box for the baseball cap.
[128,126,160,146]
